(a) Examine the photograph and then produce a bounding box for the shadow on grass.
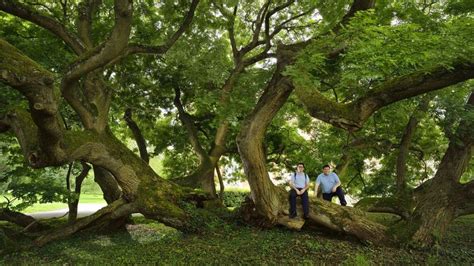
[1,213,473,264]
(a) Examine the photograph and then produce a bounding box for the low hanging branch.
[0,208,47,232]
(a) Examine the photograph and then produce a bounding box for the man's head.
[322,164,331,175]
[296,163,305,173]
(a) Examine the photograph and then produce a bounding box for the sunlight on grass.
[1,193,106,213]
[24,202,68,213]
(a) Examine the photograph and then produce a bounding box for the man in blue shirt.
[288,163,310,219]
[314,164,347,206]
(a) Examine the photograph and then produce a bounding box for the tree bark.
[236,47,394,245]
[400,91,474,247]
[396,98,430,194]
[354,197,412,220]
[93,166,122,204]
[237,50,294,223]
[216,164,225,200]
[173,88,218,197]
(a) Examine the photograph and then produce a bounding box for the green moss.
[0,39,53,80]
[387,220,420,246]
[63,130,97,151]
[354,197,380,210]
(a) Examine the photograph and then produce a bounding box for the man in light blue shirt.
[288,162,310,219]
[314,164,347,206]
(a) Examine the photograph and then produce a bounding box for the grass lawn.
[1,194,106,213]
[1,211,473,264]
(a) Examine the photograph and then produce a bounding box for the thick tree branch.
[356,63,474,125]
[173,88,209,163]
[0,39,66,166]
[296,62,474,131]
[340,0,375,28]
[406,91,473,243]
[0,208,47,232]
[225,5,239,62]
[123,108,149,164]
[35,198,132,246]
[60,0,132,130]
[355,197,412,220]
[396,97,430,193]
[62,0,132,90]
[0,111,39,165]
[93,166,122,204]
[77,0,102,48]
[0,0,85,54]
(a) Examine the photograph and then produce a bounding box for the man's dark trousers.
[322,186,347,206]
[289,188,309,218]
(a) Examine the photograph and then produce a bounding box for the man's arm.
[289,175,301,195]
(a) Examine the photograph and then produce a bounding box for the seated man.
[314,164,347,206]
[288,163,310,219]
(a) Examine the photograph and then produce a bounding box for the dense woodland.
[0,0,473,251]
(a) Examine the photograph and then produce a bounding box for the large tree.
[0,0,204,245]
[1,0,473,248]
[236,0,474,246]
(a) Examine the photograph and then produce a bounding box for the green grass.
[23,202,69,213]
[75,193,106,204]
[1,214,473,264]
[1,193,106,213]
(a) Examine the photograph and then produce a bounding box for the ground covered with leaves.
[1,212,473,265]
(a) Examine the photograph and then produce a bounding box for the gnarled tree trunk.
[407,93,473,246]
[93,166,122,204]
[236,45,394,245]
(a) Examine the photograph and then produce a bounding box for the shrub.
[222,190,249,208]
